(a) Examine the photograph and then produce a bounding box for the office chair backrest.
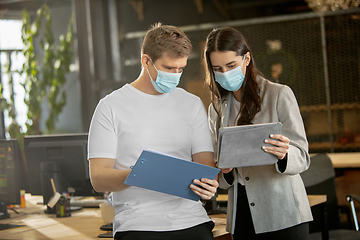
[301,153,335,186]
[300,153,340,231]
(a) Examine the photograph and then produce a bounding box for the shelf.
[309,142,360,150]
[300,103,360,112]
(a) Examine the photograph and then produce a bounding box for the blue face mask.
[147,59,182,94]
[214,55,247,92]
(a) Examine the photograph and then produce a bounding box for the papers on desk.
[217,122,282,168]
[124,150,220,201]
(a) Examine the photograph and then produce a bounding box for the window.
[0,20,27,137]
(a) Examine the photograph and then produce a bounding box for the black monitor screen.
[0,139,22,219]
[24,133,100,205]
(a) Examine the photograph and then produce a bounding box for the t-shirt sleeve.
[191,98,214,155]
[88,100,118,160]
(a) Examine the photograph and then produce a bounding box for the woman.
[204,27,313,240]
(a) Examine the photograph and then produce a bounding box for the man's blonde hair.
[141,23,192,62]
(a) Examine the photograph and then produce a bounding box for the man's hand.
[190,178,219,200]
[191,151,219,200]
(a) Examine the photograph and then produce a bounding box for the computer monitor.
[23,133,101,210]
[0,139,22,220]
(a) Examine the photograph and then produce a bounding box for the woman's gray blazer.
[208,77,313,234]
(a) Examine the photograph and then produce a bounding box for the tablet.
[217,122,282,168]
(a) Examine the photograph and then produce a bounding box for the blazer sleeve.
[275,85,310,175]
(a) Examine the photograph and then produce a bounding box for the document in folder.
[124,150,220,201]
[218,122,282,168]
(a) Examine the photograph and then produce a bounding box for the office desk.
[324,152,360,168]
[209,214,231,240]
[0,194,230,240]
[308,195,327,207]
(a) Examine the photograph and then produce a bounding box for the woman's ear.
[244,52,251,66]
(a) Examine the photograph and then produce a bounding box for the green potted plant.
[0,3,74,149]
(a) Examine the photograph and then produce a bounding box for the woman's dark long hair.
[204,27,262,125]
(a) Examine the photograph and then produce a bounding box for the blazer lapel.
[222,93,232,128]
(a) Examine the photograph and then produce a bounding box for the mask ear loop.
[149,57,159,72]
[240,54,247,67]
[146,57,158,81]
[242,54,247,76]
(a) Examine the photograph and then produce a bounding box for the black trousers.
[114,221,215,240]
[233,183,309,240]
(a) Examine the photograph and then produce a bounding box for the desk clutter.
[47,178,71,218]
[0,194,110,239]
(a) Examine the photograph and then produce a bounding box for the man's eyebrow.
[162,64,187,69]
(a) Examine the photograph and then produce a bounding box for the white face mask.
[214,54,246,92]
[147,59,182,94]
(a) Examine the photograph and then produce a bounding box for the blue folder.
[124,150,220,201]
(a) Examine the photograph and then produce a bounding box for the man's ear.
[141,54,150,69]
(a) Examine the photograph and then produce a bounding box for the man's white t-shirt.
[88,84,214,233]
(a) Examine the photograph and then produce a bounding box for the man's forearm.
[90,168,132,193]
[89,158,132,192]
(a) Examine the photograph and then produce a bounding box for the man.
[88,23,219,240]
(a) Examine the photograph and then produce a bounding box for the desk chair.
[347,194,360,231]
[300,153,360,240]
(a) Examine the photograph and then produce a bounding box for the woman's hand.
[190,178,219,200]
[262,134,290,160]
